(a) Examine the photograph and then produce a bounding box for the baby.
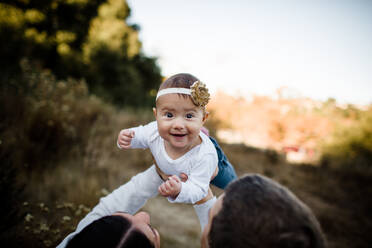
[118,74,218,204]
[117,73,237,228]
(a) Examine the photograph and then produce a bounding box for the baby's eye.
[186,113,194,119]
[165,112,173,118]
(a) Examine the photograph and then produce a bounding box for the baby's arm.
[117,121,157,150]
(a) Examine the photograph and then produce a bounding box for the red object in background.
[283,146,299,153]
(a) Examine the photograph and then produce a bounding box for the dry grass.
[2,106,372,247]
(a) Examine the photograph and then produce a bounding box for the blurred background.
[1,0,371,247]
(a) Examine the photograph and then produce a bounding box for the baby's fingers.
[118,129,135,149]
[129,130,135,138]
[118,140,131,149]
[158,185,165,195]
[120,129,135,139]
[158,183,169,196]
[169,175,181,183]
[166,180,175,189]
[119,143,131,149]
[167,178,179,189]
[164,181,174,191]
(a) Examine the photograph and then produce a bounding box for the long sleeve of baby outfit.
[193,196,217,231]
[56,165,162,248]
[117,122,156,150]
[129,122,158,149]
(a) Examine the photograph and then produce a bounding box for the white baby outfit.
[129,121,218,204]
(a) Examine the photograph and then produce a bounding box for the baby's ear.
[153,107,157,118]
[202,111,209,123]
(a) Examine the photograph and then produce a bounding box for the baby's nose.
[173,117,185,129]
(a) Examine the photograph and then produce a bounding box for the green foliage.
[86,51,161,106]
[0,59,116,246]
[321,107,372,168]
[81,0,162,106]
[82,0,135,60]
[1,0,102,77]
[0,59,114,170]
[0,152,22,236]
[0,0,162,107]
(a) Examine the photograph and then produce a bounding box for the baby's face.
[154,93,206,154]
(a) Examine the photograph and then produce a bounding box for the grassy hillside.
[2,110,372,247]
[1,67,371,247]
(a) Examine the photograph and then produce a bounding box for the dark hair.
[66,215,155,248]
[157,73,209,113]
[209,174,327,248]
[159,73,199,90]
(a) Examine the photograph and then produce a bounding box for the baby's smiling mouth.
[171,133,187,137]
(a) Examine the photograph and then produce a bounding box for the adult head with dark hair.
[202,174,327,248]
[67,212,159,248]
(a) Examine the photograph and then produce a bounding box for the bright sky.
[127,0,372,105]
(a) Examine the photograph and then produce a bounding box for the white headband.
[156,88,191,101]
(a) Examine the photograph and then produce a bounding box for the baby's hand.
[117,129,135,149]
[158,175,182,199]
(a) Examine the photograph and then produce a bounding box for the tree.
[0,0,162,107]
[82,0,161,106]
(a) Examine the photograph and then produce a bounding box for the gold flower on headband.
[190,81,210,107]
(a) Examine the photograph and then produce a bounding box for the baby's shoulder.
[200,133,216,151]
[143,120,157,130]
[133,121,160,144]
[147,121,163,144]
[197,133,218,161]
[141,121,158,136]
